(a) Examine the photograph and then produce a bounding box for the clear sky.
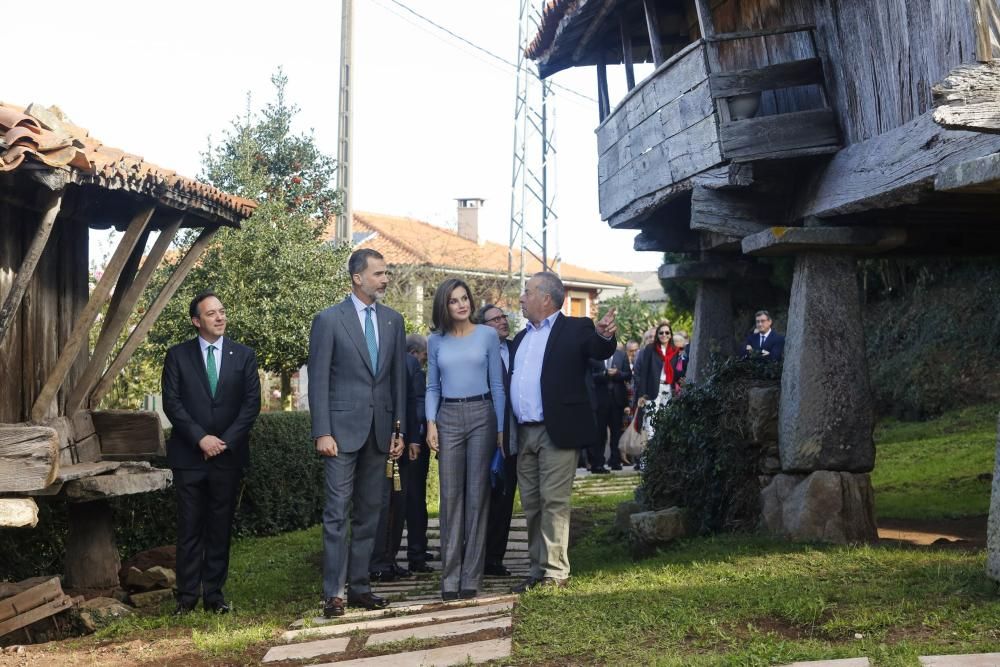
[4,0,662,272]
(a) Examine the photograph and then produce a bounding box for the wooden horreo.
[530,0,1000,545]
[0,102,255,590]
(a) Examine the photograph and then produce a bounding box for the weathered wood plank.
[55,461,121,483]
[89,226,220,407]
[668,114,723,182]
[0,191,63,348]
[643,0,665,66]
[798,110,1000,219]
[690,186,771,238]
[710,58,824,98]
[0,594,73,638]
[720,109,840,160]
[707,24,816,43]
[91,410,164,459]
[62,462,171,501]
[741,226,908,256]
[0,498,39,528]
[0,425,59,493]
[0,577,52,600]
[30,205,156,422]
[932,61,1000,133]
[0,577,62,623]
[934,152,1000,193]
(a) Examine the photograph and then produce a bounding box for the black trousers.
[591,398,625,469]
[485,453,518,567]
[403,445,430,565]
[371,459,406,573]
[173,465,242,607]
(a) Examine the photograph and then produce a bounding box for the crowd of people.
[160,247,784,617]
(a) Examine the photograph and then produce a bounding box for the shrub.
[0,411,324,582]
[640,358,780,535]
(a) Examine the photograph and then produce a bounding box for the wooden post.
[619,13,636,91]
[64,500,121,589]
[597,55,611,122]
[30,205,156,422]
[89,226,220,408]
[0,190,63,347]
[975,0,994,62]
[66,216,185,414]
[642,0,665,67]
[692,0,716,38]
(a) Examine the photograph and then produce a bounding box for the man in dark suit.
[509,272,617,592]
[589,347,632,473]
[475,303,518,578]
[308,249,406,618]
[743,310,785,362]
[162,291,261,615]
[402,334,433,573]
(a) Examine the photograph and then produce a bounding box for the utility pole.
[335,0,354,243]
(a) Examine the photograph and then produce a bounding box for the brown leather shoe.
[347,592,389,610]
[538,577,569,589]
[323,596,345,618]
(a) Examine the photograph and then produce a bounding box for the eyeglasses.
[485,314,508,324]
[657,330,671,336]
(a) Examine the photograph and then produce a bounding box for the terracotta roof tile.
[0,101,256,225]
[338,211,630,288]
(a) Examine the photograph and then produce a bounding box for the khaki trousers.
[516,423,577,580]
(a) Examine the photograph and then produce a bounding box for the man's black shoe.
[205,601,232,615]
[369,569,397,583]
[173,602,196,616]
[484,563,512,577]
[409,561,434,573]
[424,551,439,561]
[392,564,412,578]
[511,576,538,594]
[590,467,611,474]
[441,590,460,601]
[610,464,623,471]
[347,592,389,610]
[459,589,477,599]
[323,596,345,618]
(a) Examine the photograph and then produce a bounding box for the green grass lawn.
[872,403,996,519]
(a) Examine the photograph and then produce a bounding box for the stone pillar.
[779,253,875,473]
[687,279,734,383]
[987,412,1000,583]
[65,499,122,589]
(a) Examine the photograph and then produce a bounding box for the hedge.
[0,411,324,582]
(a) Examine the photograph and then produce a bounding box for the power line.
[376,0,597,104]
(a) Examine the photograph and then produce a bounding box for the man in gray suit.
[308,248,406,618]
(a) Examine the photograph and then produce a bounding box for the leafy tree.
[598,290,693,346]
[122,70,350,408]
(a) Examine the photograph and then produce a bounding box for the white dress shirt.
[350,292,379,346]
[510,310,560,423]
[199,335,224,374]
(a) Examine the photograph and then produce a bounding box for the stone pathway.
[777,656,1000,666]
[260,469,639,665]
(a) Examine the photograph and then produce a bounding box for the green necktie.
[206,344,218,396]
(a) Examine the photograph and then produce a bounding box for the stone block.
[77,597,132,632]
[779,254,875,473]
[987,412,1000,583]
[145,566,175,590]
[629,507,687,546]
[124,567,158,592]
[760,471,877,544]
[613,500,642,536]
[920,653,1000,666]
[747,386,780,444]
[129,588,173,610]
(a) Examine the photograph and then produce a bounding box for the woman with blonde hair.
[425,278,505,601]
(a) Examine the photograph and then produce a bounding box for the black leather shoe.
[441,591,459,601]
[610,464,623,471]
[459,589,477,599]
[348,592,389,610]
[484,563,512,577]
[590,467,611,474]
[173,602,196,616]
[205,601,232,614]
[323,597,345,618]
[424,551,439,561]
[409,561,434,573]
[511,577,538,594]
[392,564,412,578]
[370,569,397,583]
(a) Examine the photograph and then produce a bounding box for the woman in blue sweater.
[425,278,505,600]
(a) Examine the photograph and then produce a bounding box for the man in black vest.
[162,291,261,615]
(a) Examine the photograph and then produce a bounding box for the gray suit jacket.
[307,296,407,453]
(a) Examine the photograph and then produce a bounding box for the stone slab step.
[282,601,515,642]
[365,614,511,647]
[314,638,512,666]
[426,517,526,528]
[397,539,528,551]
[780,660,870,667]
[920,655,1000,666]
[288,595,516,628]
[263,637,350,662]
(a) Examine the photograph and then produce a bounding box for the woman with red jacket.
[634,320,677,436]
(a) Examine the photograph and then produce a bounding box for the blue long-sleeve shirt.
[426,325,506,431]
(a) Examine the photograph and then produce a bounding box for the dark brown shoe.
[538,577,569,589]
[323,597,345,618]
[511,576,538,594]
[347,592,389,610]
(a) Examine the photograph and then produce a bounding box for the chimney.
[456,198,485,244]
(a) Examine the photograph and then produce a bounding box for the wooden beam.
[89,226,220,407]
[91,410,164,460]
[0,190,63,347]
[619,13,636,91]
[66,216,184,413]
[741,226,907,256]
[706,24,816,43]
[642,0,664,66]
[573,0,619,63]
[797,110,1000,220]
[709,58,824,99]
[692,0,716,38]
[975,0,994,62]
[0,498,39,528]
[597,55,611,122]
[719,109,840,161]
[690,186,771,238]
[0,425,59,493]
[932,62,1000,133]
[30,205,156,422]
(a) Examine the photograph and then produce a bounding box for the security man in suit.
[162,291,261,615]
[743,310,785,362]
[307,248,406,618]
[589,346,632,472]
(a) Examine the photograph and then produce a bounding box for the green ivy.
[640,357,781,535]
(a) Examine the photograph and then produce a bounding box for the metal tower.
[335,0,354,243]
[509,0,558,287]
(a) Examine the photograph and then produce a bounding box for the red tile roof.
[526,0,578,60]
[343,211,631,288]
[0,102,256,225]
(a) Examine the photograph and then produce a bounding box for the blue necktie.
[365,306,378,373]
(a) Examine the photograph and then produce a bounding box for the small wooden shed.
[0,102,255,588]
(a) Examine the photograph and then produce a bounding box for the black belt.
[519,421,545,427]
[443,392,491,403]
